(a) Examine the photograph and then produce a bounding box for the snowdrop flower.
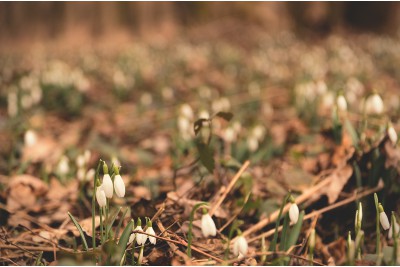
[365,93,384,115]
[135,218,147,245]
[252,125,265,141]
[289,202,300,224]
[77,168,86,181]
[24,130,37,147]
[379,204,390,230]
[146,220,156,245]
[84,150,91,163]
[388,123,398,145]
[355,202,362,232]
[223,127,236,143]
[247,136,259,152]
[389,221,399,239]
[86,169,95,181]
[198,110,210,120]
[96,184,107,208]
[309,228,316,252]
[180,104,194,119]
[336,95,347,112]
[233,231,248,258]
[57,155,70,176]
[201,209,217,237]
[114,173,125,198]
[76,154,86,168]
[102,174,113,198]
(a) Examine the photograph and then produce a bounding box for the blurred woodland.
[1,2,400,46]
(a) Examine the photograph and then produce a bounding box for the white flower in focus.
[135,225,147,245]
[146,226,156,244]
[337,95,347,112]
[57,155,70,175]
[102,174,113,198]
[388,124,398,145]
[289,203,299,224]
[233,235,248,257]
[389,222,400,239]
[365,93,384,115]
[380,211,390,230]
[96,185,107,207]
[114,174,125,197]
[24,130,37,147]
[201,213,217,237]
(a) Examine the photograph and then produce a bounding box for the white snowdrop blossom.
[233,235,248,257]
[102,174,113,198]
[57,155,70,176]
[146,226,156,245]
[223,127,236,143]
[24,130,37,147]
[76,154,86,168]
[247,136,259,152]
[337,95,347,112]
[379,206,390,230]
[201,213,217,237]
[135,225,147,245]
[389,221,400,239]
[388,124,398,145]
[198,110,210,119]
[114,174,125,198]
[128,233,135,245]
[289,203,300,224]
[252,125,265,141]
[365,93,384,115]
[96,184,107,207]
[86,169,95,181]
[180,104,193,119]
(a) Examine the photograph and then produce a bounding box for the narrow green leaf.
[279,213,290,251]
[105,207,122,238]
[345,119,359,149]
[285,210,305,250]
[116,220,135,264]
[196,142,215,173]
[115,207,129,240]
[269,194,290,253]
[68,212,89,251]
[214,111,233,122]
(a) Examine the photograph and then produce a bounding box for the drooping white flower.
[96,184,107,208]
[128,233,135,245]
[24,130,37,147]
[86,169,95,181]
[388,222,400,239]
[201,213,217,237]
[233,235,248,257]
[289,203,300,224]
[77,168,86,181]
[102,174,113,198]
[337,95,347,112]
[180,104,193,119]
[114,174,125,198]
[84,150,91,163]
[388,124,398,145]
[135,224,147,245]
[252,125,265,141]
[365,93,384,115]
[76,154,86,168]
[247,136,259,152]
[146,226,156,244]
[380,210,390,230]
[57,155,70,176]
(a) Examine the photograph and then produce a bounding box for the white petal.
[389,222,400,239]
[380,212,390,230]
[128,233,135,245]
[146,227,156,244]
[103,174,113,198]
[201,214,217,237]
[135,226,147,245]
[114,174,125,197]
[289,203,299,224]
[388,126,398,145]
[96,186,107,207]
[237,236,248,256]
[233,238,240,256]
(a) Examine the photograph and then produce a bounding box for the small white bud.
[365,93,384,115]
[57,155,70,175]
[380,211,390,230]
[388,125,398,145]
[223,127,236,143]
[96,185,107,207]
[180,104,193,119]
[84,150,91,164]
[102,174,113,198]
[201,213,217,237]
[146,226,156,244]
[86,169,95,181]
[289,203,300,224]
[114,174,125,198]
[76,154,86,168]
[233,235,248,257]
[24,130,37,147]
[77,168,86,181]
[389,222,400,239]
[337,95,347,112]
[247,136,259,152]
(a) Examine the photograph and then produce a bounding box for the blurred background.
[1,2,400,48]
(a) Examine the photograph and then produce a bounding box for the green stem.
[374,193,381,264]
[269,193,290,253]
[92,160,103,263]
[187,202,208,258]
[131,239,136,266]
[138,244,144,266]
[392,213,398,265]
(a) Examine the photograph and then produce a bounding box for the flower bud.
[24,130,37,147]
[102,174,113,198]
[96,185,107,207]
[289,203,300,224]
[114,174,125,198]
[233,233,248,258]
[146,222,156,245]
[201,211,217,238]
[379,204,390,230]
[337,95,347,112]
[388,124,398,145]
[389,221,400,239]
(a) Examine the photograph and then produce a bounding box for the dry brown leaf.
[324,165,353,204]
